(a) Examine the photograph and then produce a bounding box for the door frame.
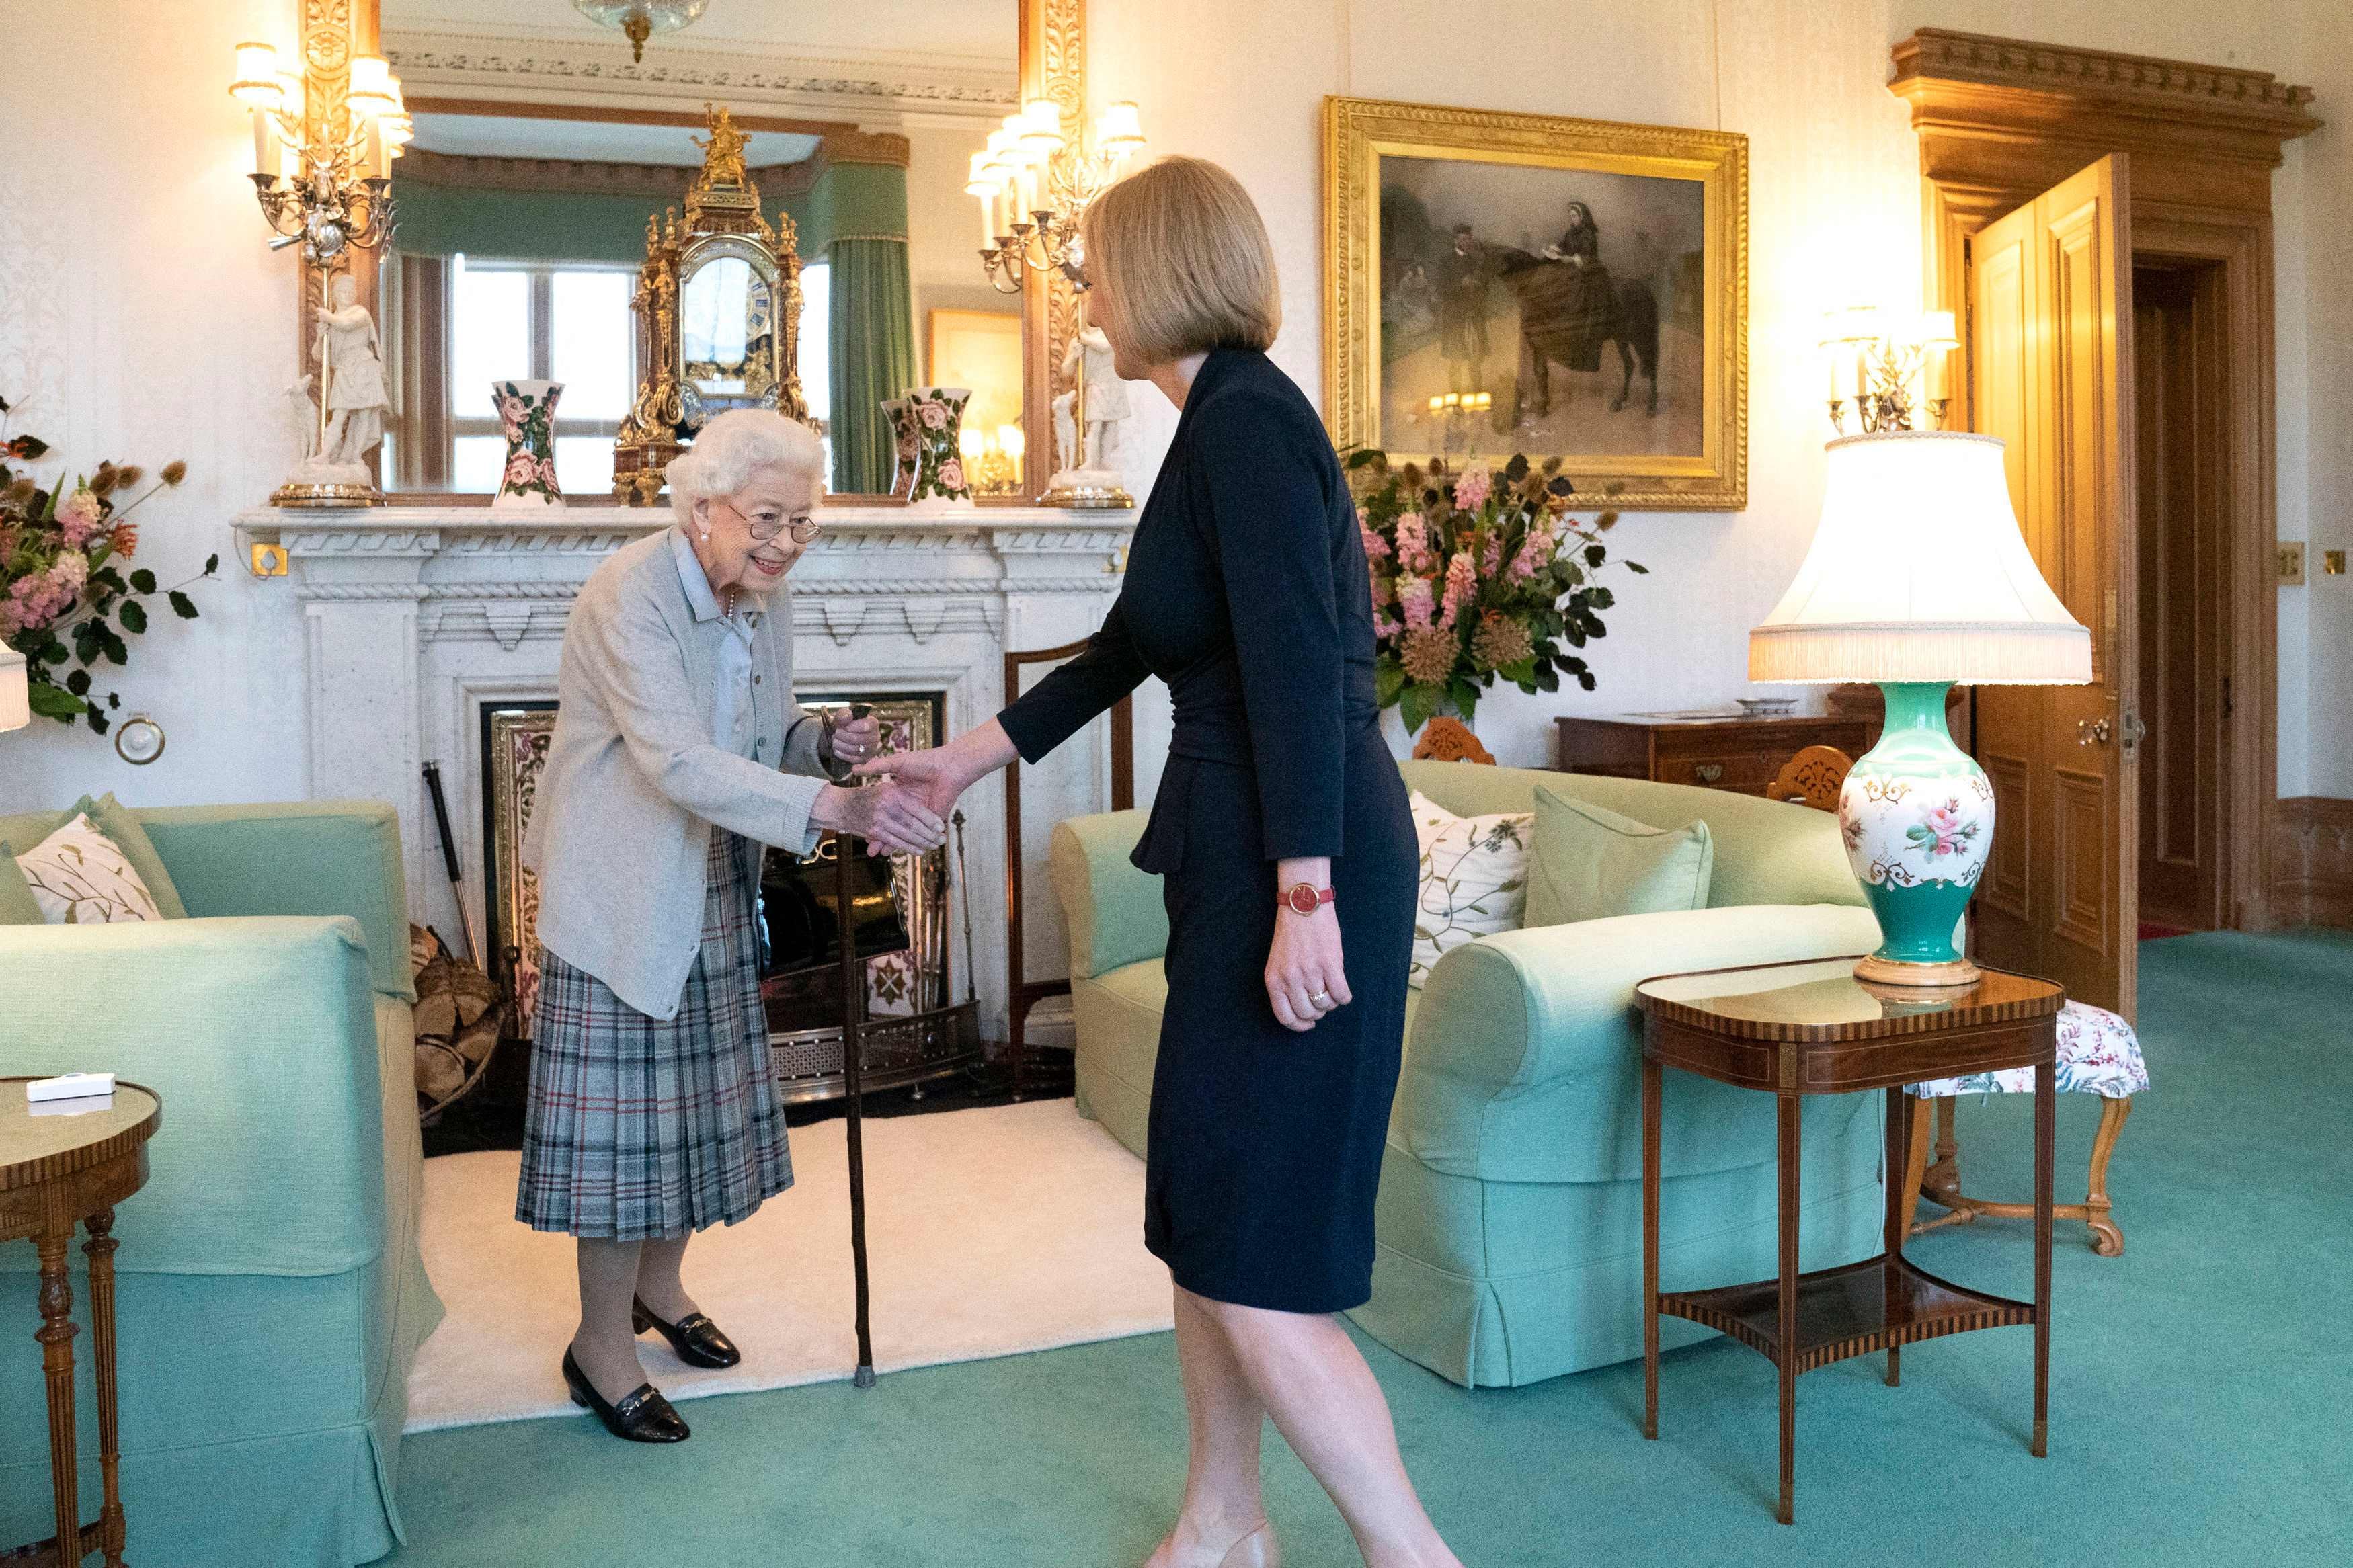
[1890,29,2319,930]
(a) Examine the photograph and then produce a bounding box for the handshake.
[807,716,996,858]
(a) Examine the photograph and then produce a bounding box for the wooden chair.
[1412,716,1495,765]
[1768,744,2146,1255]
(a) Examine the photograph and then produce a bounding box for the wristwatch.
[1281,882,1336,916]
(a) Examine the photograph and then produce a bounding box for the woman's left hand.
[825,710,883,768]
[1267,858,1349,1032]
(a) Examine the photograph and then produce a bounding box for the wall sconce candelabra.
[969,99,1146,294]
[1820,307,1959,436]
[1426,390,1492,461]
[959,422,1028,497]
[229,41,409,272]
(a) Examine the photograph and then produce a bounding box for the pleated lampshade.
[1749,430,2091,686]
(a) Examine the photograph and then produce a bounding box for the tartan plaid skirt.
[515,829,793,1240]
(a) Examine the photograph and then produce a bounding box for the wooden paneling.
[1893,29,2318,938]
[2269,798,2353,929]
[1965,157,2135,1018]
[1983,753,2031,921]
[2134,264,2229,930]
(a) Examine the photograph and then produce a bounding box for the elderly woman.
[518,409,944,1444]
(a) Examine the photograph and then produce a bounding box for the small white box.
[26,1072,115,1103]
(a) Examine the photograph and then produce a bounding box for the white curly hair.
[665,409,825,526]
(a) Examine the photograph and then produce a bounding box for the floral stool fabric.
[1907,999,2149,1098]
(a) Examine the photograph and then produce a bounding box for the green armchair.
[1,800,442,1565]
[1047,759,1888,1388]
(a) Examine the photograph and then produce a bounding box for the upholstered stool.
[1900,1000,2149,1255]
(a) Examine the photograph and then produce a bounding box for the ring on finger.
[1309,988,1334,1009]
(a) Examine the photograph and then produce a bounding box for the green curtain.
[828,237,915,495]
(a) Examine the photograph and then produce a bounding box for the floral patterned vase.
[900,386,973,507]
[1837,681,1993,982]
[490,379,564,511]
[881,397,918,499]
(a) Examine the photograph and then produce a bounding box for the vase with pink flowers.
[898,386,973,509]
[1349,450,1645,734]
[490,380,565,511]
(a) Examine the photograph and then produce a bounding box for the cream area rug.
[405,1100,1172,1432]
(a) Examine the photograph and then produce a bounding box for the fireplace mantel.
[236,501,1140,1043]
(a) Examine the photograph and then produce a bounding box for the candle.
[1000,424,1025,462]
[252,108,279,179]
[959,425,987,460]
[1429,395,1445,415]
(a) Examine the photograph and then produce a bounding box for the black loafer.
[633,1295,742,1369]
[561,1348,690,1443]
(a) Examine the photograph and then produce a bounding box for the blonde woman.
[518,410,945,1442]
[869,159,1461,1568]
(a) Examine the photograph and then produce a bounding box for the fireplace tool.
[420,761,485,966]
[833,825,878,1389]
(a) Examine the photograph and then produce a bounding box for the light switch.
[2326,549,2347,577]
[2278,542,2306,586]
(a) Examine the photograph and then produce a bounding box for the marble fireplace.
[237,501,1142,1048]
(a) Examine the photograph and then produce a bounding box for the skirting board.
[2269,798,2353,928]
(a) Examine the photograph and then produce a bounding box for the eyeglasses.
[718,500,822,544]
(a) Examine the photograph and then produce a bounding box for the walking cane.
[833,827,878,1389]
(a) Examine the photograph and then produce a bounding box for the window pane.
[799,261,830,423]
[451,260,529,418]
[551,270,633,421]
[555,435,614,499]
[452,435,506,493]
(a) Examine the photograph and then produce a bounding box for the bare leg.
[1146,1286,1271,1567]
[571,1237,649,1400]
[1188,1289,1461,1568]
[635,1231,700,1322]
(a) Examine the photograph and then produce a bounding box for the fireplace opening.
[474,692,981,1115]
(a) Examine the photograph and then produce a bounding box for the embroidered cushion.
[1524,784,1714,930]
[1909,1000,2149,1098]
[1408,790,1531,989]
[13,811,170,924]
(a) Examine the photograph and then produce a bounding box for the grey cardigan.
[524,528,840,1019]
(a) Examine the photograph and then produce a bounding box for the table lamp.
[1749,430,2090,987]
[1,645,29,733]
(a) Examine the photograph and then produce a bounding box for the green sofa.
[1,800,442,1565]
[1047,759,1889,1388]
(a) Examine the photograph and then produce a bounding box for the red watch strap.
[1282,882,1336,915]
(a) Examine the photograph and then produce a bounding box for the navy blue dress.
[998,348,1415,1313]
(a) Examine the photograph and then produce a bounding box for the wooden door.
[1966,155,2140,1019]
[2132,263,2229,932]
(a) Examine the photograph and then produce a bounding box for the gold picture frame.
[1322,95,1747,510]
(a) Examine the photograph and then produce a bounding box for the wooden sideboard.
[1554,713,1872,796]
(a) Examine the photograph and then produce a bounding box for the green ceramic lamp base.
[1839,682,1996,989]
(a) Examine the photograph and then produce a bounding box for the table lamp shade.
[1749,430,2088,990]
[1,646,29,733]
[1749,431,2091,686]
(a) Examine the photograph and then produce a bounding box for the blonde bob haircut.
[1081,155,1281,366]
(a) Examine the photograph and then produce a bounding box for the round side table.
[1,1079,162,1568]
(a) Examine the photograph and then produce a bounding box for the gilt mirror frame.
[317,0,1082,505]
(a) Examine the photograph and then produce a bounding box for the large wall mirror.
[369,0,1031,503]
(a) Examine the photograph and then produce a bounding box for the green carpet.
[387,931,2353,1566]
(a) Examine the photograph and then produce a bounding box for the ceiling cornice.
[384,25,1019,118]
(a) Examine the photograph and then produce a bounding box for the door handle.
[1693,763,1724,783]
[2077,717,2113,747]
[2122,712,2147,754]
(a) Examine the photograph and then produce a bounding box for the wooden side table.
[1634,961,2059,1524]
[1554,712,1871,796]
[1,1080,161,1568]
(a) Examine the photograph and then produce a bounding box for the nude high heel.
[1219,1523,1279,1568]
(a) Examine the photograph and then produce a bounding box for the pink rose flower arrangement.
[2,397,212,733]
[1345,450,1643,733]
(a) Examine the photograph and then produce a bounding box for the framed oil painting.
[1323,97,1747,509]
